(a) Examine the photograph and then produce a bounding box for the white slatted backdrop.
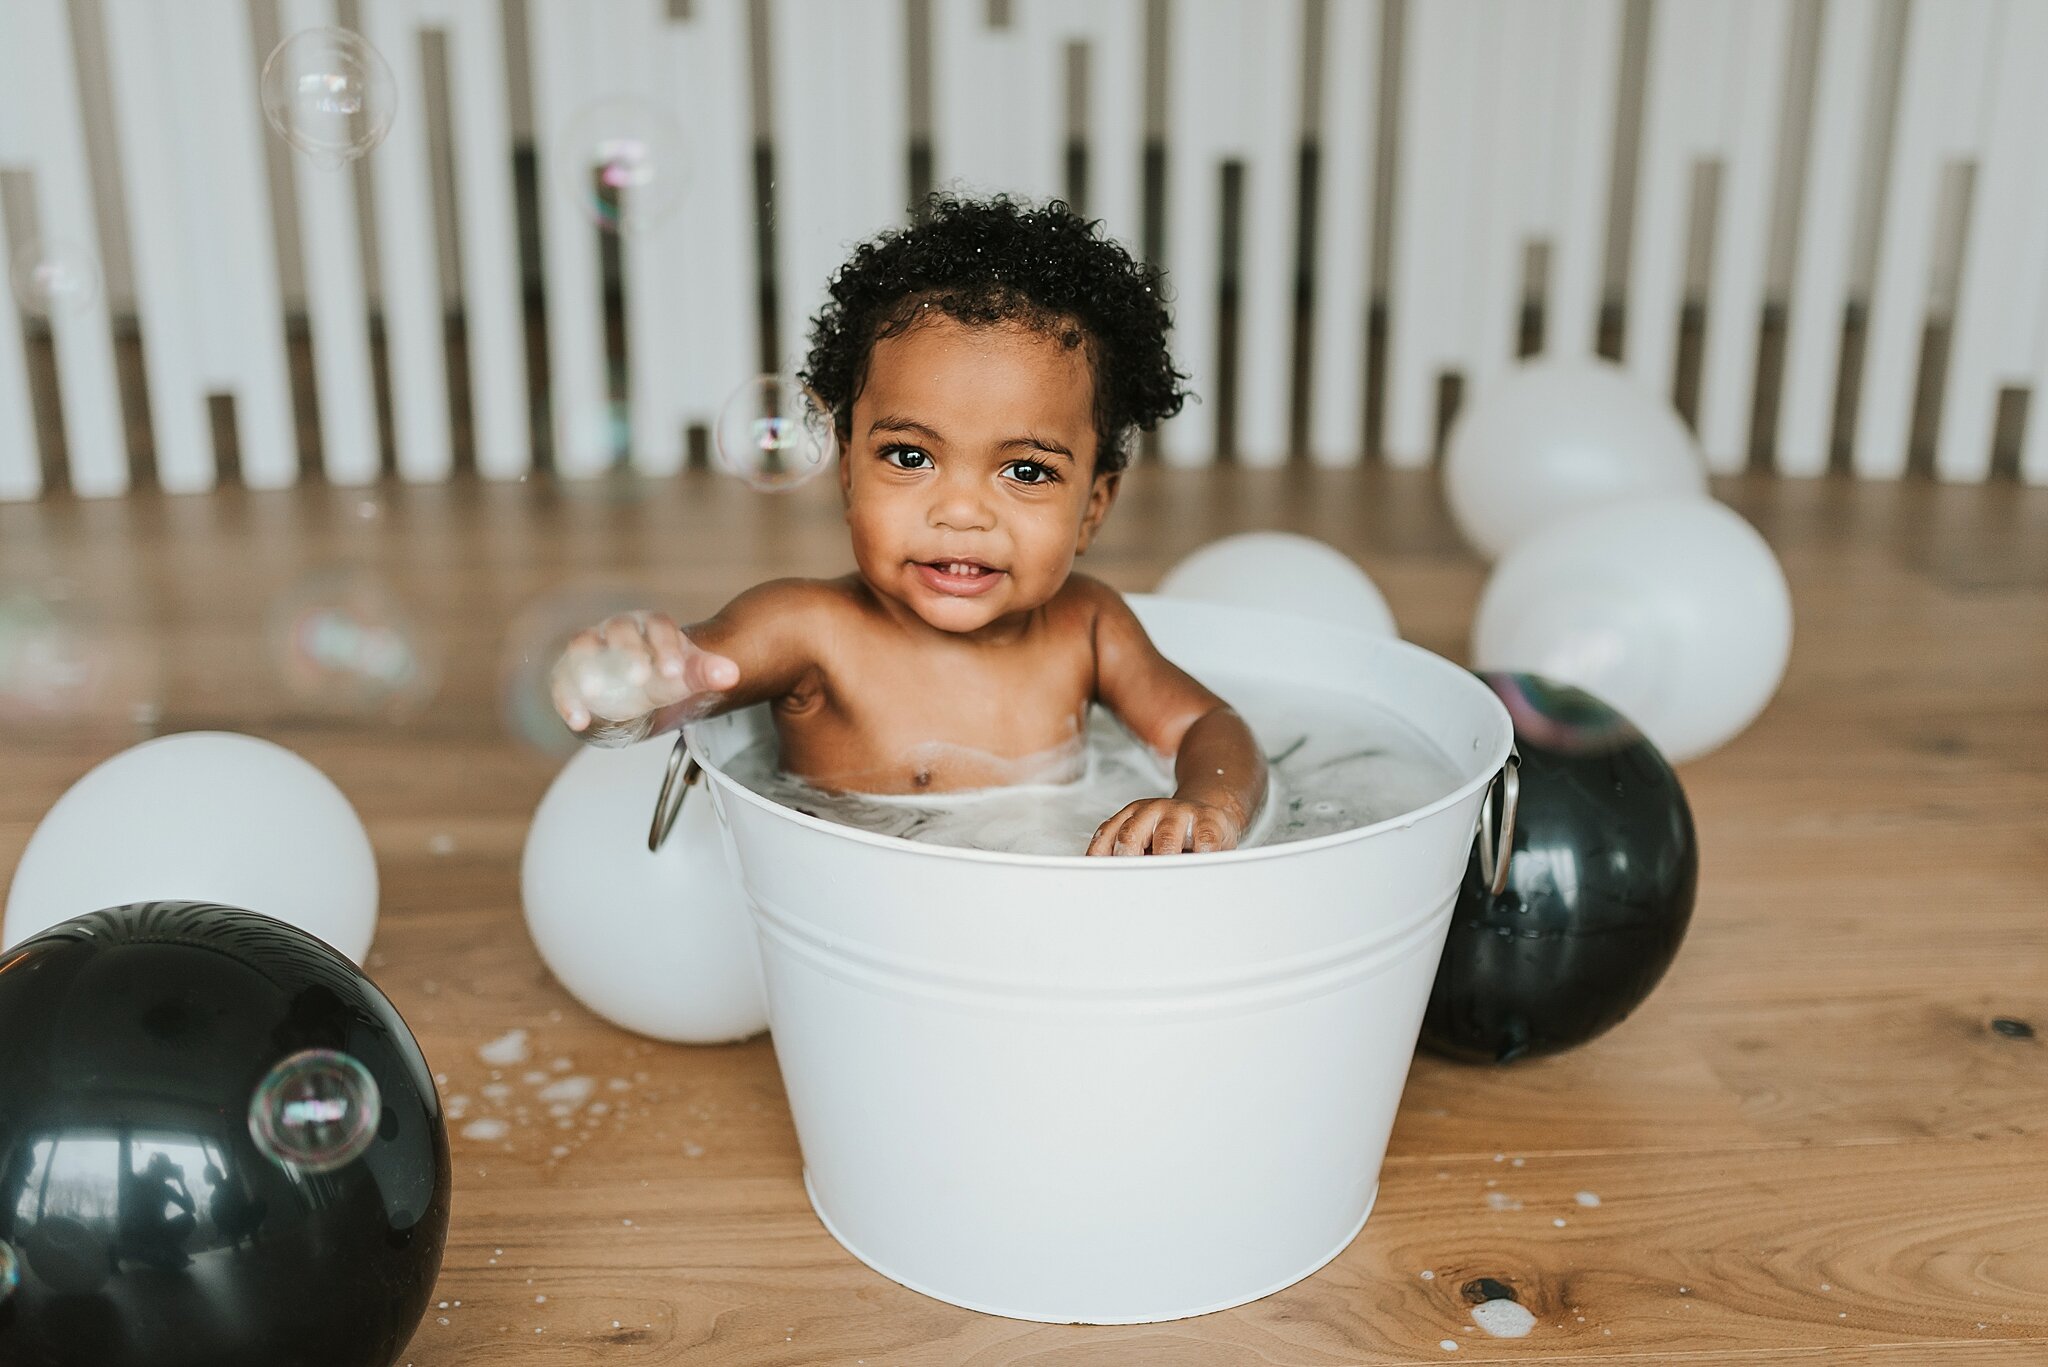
[2,0,2047,500]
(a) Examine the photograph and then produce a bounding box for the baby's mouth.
[914,558,1006,596]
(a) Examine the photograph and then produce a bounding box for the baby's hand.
[1087,798,1243,857]
[550,611,739,747]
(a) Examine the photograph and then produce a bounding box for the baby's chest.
[784,645,1095,791]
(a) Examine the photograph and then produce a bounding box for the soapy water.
[720,675,1462,856]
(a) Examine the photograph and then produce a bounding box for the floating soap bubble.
[555,97,686,233]
[550,637,659,748]
[0,590,161,736]
[9,237,102,316]
[0,1238,17,1302]
[248,1047,382,1173]
[498,586,652,757]
[714,374,837,491]
[259,27,397,170]
[268,569,439,717]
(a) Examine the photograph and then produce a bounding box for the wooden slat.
[364,0,456,482]
[1385,0,1484,466]
[1546,0,1622,361]
[1305,0,1379,466]
[527,0,611,477]
[1696,0,1789,471]
[101,0,214,490]
[1936,0,2048,483]
[931,0,1064,204]
[1159,0,1305,467]
[1854,0,1998,479]
[769,0,909,382]
[0,200,40,500]
[7,0,129,496]
[436,0,531,480]
[1777,0,1882,478]
[280,0,382,487]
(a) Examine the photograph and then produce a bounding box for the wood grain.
[2,465,2045,1364]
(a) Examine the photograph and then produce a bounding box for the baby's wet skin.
[554,313,1267,855]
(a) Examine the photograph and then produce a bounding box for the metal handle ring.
[648,733,703,852]
[1477,744,1521,898]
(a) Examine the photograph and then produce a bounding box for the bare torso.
[764,573,1101,794]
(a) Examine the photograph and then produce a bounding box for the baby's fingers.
[1150,807,1196,856]
[550,672,591,732]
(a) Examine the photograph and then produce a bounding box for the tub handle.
[649,733,703,852]
[1477,744,1521,898]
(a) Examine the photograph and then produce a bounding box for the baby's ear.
[1076,471,1122,553]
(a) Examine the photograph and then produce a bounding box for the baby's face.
[839,315,1117,635]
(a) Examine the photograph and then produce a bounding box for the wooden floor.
[2,464,2045,1365]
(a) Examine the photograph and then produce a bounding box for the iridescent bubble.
[498,586,653,757]
[550,639,658,748]
[268,569,439,717]
[248,1048,382,1173]
[9,237,102,316]
[555,97,687,233]
[714,374,837,492]
[0,589,161,736]
[0,1238,18,1302]
[1482,671,1642,756]
[259,27,397,170]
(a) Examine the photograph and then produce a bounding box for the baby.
[552,195,1266,856]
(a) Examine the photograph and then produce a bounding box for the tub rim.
[683,598,1515,872]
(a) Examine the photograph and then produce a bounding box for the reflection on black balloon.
[0,901,448,1367]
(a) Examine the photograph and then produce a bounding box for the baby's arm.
[552,580,831,743]
[1083,583,1268,856]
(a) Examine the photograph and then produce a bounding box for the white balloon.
[1444,357,1709,560]
[521,738,767,1044]
[1471,496,1793,763]
[1157,532,1398,637]
[3,732,378,962]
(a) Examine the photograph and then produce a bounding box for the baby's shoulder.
[1051,572,1135,628]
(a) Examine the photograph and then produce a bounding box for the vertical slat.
[1936,0,2048,482]
[1159,0,1305,467]
[932,0,1060,201]
[281,0,381,486]
[1306,0,1379,466]
[10,0,129,495]
[191,0,297,486]
[1855,0,1997,479]
[528,0,609,475]
[620,0,687,475]
[1234,0,1302,466]
[103,0,214,489]
[363,0,454,481]
[1051,0,1146,256]
[1625,0,1716,407]
[2026,260,2048,480]
[1160,0,1226,465]
[1471,0,1532,393]
[0,200,41,499]
[1697,0,1789,471]
[770,0,909,378]
[439,0,530,479]
[1546,0,1622,359]
[1777,0,1880,477]
[1385,0,1482,465]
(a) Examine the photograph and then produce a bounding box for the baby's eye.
[881,445,932,470]
[1003,460,1059,485]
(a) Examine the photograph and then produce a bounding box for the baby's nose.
[926,481,995,531]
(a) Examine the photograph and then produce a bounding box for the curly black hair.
[800,194,1188,475]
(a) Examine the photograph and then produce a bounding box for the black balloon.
[0,902,449,1367]
[1421,674,1698,1064]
